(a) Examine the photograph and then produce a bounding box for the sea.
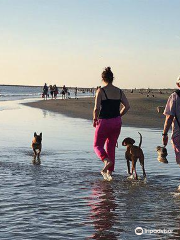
[0,85,94,102]
[0,85,180,240]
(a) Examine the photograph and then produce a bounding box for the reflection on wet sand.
[42,109,48,118]
[87,181,119,240]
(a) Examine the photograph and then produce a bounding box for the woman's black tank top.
[99,88,122,119]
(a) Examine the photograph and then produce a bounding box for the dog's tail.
[138,132,142,148]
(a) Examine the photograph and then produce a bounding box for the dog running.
[122,132,146,180]
[32,132,42,161]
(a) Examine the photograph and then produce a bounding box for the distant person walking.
[42,83,48,100]
[61,85,67,100]
[49,85,54,99]
[65,87,69,99]
[93,67,130,180]
[53,85,58,99]
[163,76,180,170]
[75,87,78,99]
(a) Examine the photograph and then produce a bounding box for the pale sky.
[0,0,180,88]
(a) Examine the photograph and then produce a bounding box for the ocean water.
[0,98,180,240]
[0,85,94,101]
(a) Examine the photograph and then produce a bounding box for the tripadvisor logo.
[135,227,173,235]
[135,227,143,235]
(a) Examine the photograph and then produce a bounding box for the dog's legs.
[33,149,37,159]
[131,157,138,180]
[125,152,131,175]
[37,158,41,165]
[37,151,40,160]
[127,160,131,175]
[139,154,146,178]
[32,149,36,164]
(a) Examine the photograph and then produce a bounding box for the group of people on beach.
[42,83,58,100]
[49,85,59,99]
[93,67,180,182]
[42,84,79,100]
[42,83,62,100]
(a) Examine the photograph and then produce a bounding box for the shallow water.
[0,100,180,239]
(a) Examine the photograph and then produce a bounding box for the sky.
[0,0,180,88]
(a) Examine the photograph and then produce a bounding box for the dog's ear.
[40,132,42,137]
[34,132,37,137]
[156,146,161,151]
[122,139,127,146]
[122,138,135,146]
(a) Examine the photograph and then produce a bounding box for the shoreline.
[22,92,170,130]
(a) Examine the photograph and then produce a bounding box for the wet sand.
[23,91,172,129]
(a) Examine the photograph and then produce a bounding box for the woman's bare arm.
[120,91,130,117]
[162,115,174,146]
[93,89,101,126]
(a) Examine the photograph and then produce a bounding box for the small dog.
[32,132,42,160]
[122,132,146,180]
[156,146,168,163]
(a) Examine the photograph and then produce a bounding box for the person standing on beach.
[163,77,180,170]
[53,85,58,99]
[65,86,69,99]
[42,83,48,100]
[61,85,66,100]
[93,67,130,180]
[75,87,78,99]
[49,85,54,99]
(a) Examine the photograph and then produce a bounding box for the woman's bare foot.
[103,158,113,172]
[107,170,113,181]
[101,170,108,180]
[100,158,113,180]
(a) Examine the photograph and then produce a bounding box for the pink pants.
[93,116,122,171]
[172,135,180,164]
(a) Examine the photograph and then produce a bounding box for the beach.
[24,91,171,129]
[0,98,180,240]
[0,92,180,239]
[1,0,180,238]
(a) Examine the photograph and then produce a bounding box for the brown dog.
[32,132,42,160]
[156,146,168,163]
[122,132,146,180]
